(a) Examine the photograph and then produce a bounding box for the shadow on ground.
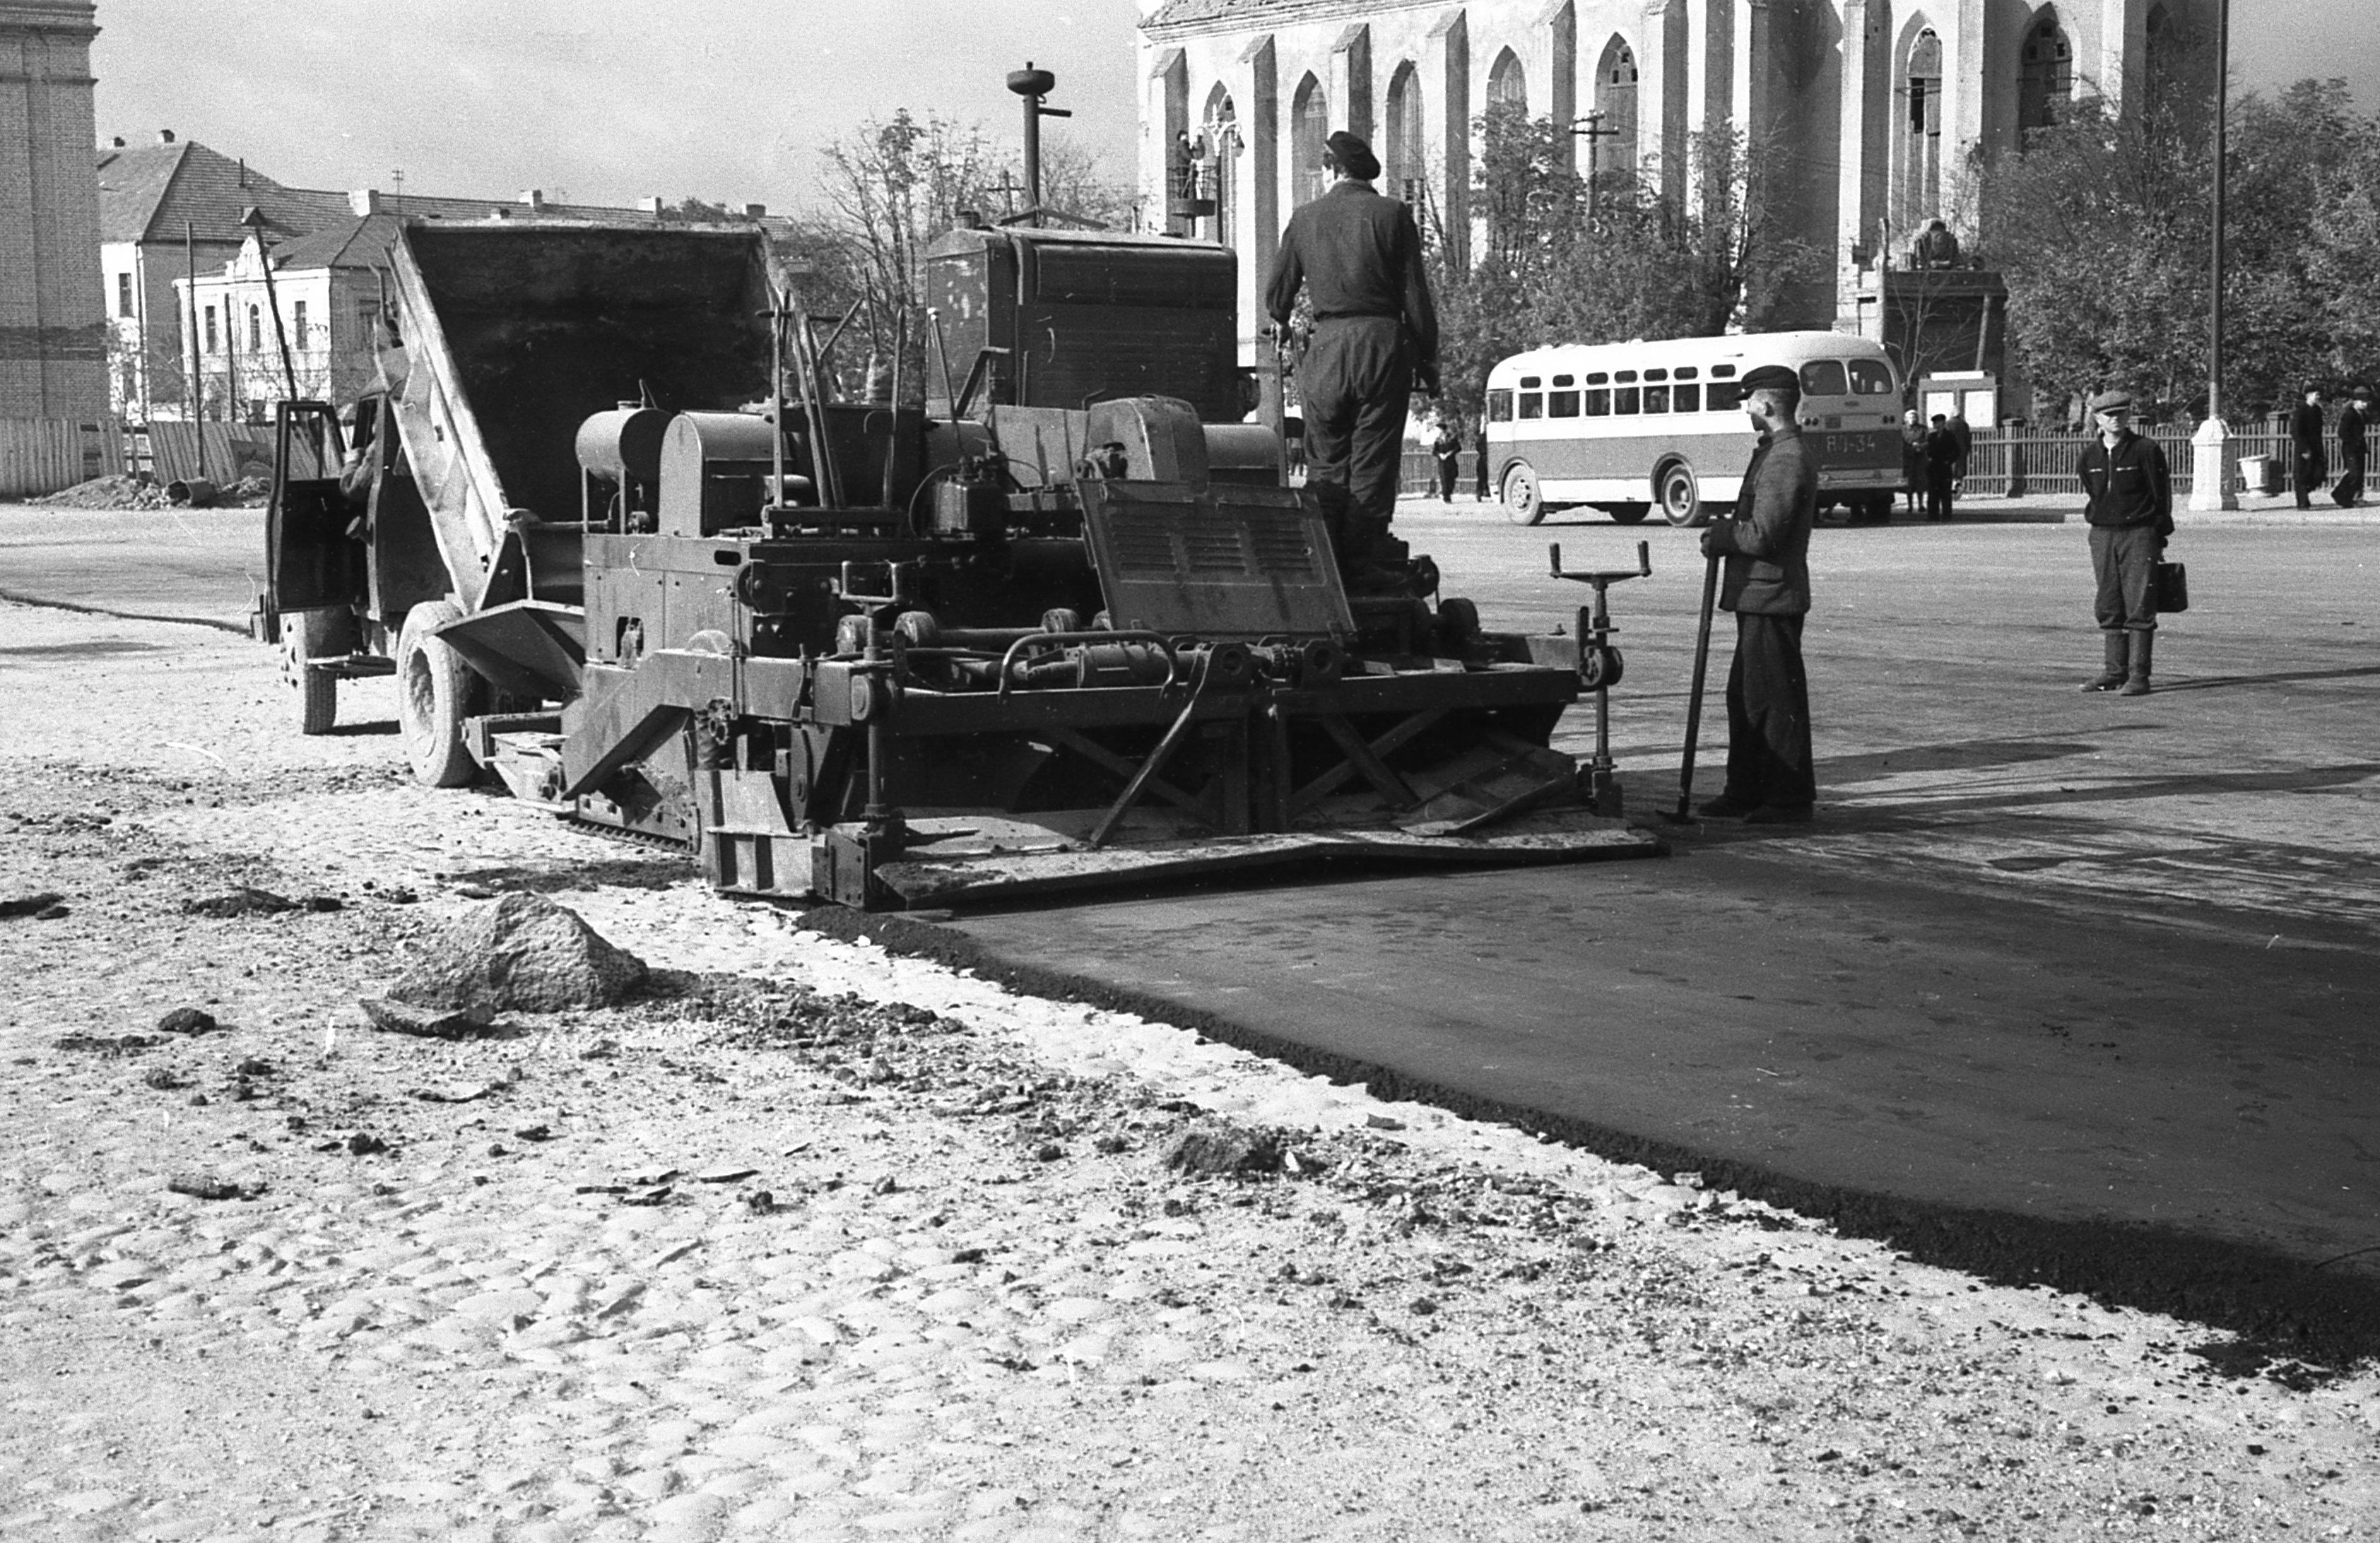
[799,904,2380,1381]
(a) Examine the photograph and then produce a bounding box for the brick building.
[1136,0,2214,398]
[0,0,107,422]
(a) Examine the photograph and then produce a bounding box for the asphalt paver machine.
[260,212,1663,909]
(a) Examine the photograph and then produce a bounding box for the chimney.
[520,189,545,210]
[638,196,663,215]
[157,129,176,145]
[110,136,125,148]
[349,189,382,216]
[743,203,767,219]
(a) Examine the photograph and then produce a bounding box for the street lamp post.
[2189,0,2238,511]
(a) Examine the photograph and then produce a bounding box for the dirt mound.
[30,474,172,511]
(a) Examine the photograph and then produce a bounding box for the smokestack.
[520,189,546,210]
[743,203,767,219]
[349,189,382,216]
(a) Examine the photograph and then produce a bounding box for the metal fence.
[1398,421,2349,502]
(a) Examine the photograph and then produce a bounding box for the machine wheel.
[1502,462,1546,526]
[1657,461,1705,527]
[1608,504,1651,526]
[283,608,345,736]
[396,599,484,788]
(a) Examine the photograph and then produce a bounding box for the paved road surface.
[6,496,2379,1333]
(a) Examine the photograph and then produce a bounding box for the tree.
[1423,103,1822,412]
[1979,74,2374,418]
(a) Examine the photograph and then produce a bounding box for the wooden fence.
[145,422,280,488]
[0,418,124,499]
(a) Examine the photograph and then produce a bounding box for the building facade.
[101,134,787,424]
[1137,0,2213,386]
[1,0,107,421]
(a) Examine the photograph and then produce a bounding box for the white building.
[1136,0,2213,383]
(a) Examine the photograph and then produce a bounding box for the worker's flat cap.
[1739,365,1798,394]
[2088,389,2134,414]
[1326,131,1381,181]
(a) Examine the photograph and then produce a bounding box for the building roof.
[1143,0,1403,30]
[95,138,338,246]
[260,213,407,273]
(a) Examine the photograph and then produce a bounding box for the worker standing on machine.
[1265,130,1439,588]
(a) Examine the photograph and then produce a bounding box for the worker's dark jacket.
[1708,427,1817,615]
[2340,404,2367,463]
[1263,182,1438,372]
[2076,430,2173,533]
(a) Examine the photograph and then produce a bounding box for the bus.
[1483,331,1906,527]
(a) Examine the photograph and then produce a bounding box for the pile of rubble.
[30,474,173,511]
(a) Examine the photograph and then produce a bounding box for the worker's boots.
[2080,632,2128,692]
[2120,629,2155,696]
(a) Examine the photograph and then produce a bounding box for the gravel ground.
[3,593,2379,1542]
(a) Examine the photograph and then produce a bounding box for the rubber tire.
[284,608,343,736]
[396,599,483,788]
[1608,504,1651,526]
[1658,461,1705,527]
[1502,461,1545,526]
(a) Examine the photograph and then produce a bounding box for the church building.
[1136,0,2214,398]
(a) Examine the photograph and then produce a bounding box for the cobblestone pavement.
[5,596,2380,1542]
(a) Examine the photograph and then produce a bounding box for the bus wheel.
[1607,504,1650,526]
[1657,462,1704,527]
[1502,463,1545,526]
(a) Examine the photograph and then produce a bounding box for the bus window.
[1675,366,1699,379]
[1707,381,1742,412]
[1520,376,1542,388]
[1614,386,1639,414]
[1487,390,1514,422]
[1549,390,1580,418]
[1583,389,1610,416]
[1643,385,1669,413]
[1584,372,1609,385]
[1673,384,1700,412]
[1519,393,1544,420]
[1846,358,1895,396]
[1645,368,1668,382]
[1553,374,1575,387]
[1798,360,1849,397]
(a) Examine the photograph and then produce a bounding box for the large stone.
[384,892,647,1015]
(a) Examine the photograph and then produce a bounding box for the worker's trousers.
[1297,316,1413,560]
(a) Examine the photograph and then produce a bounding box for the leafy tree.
[1424,102,1822,413]
[1979,73,2374,418]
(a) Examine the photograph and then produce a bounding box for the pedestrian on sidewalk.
[1899,408,1926,516]
[2292,385,2329,509]
[1946,403,1972,494]
[1924,414,1960,521]
[1695,364,1819,825]
[1431,414,1463,502]
[1473,418,1491,502]
[2334,385,2369,508]
[2075,389,2173,696]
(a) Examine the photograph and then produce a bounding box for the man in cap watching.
[1265,130,1439,589]
[1695,363,1820,824]
[2074,389,2173,695]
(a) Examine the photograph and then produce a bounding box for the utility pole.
[2190,0,2238,511]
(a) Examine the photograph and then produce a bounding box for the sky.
[91,0,2376,215]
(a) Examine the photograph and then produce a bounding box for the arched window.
[1488,47,1527,113]
[2143,4,2199,119]
[1201,84,1240,249]
[1291,73,1329,205]
[1384,62,1424,206]
[1899,28,1944,229]
[2018,9,2073,133]
[247,305,261,352]
[1591,37,1639,187]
